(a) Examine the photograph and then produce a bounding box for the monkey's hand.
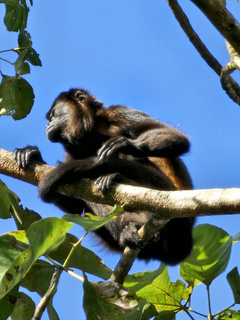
[97,136,143,162]
[95,173,119,194]
[14,146,45,169]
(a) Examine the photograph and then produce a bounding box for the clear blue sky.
[1,1,240,319]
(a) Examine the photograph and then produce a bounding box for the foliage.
[0,179,240,319]
[0,1,41,120]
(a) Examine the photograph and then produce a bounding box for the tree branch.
[1,147,240,283]
[1,148,240,218]
[191,0,240,56]
[166,0,240,105]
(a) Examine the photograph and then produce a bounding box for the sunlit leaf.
[125,264,191,312]
[8,230,28,243]
[0,218,72,299]
[63,204,123,231]
[217,309,240,320]
[180,224,232,286]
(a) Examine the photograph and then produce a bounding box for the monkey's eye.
[75,91,85,102]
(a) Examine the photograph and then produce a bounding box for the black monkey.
[15,88,194,264]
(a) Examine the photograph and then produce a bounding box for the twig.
[111,218,168,283]
[166,0,240,104]
[33,269,62,320]
[167,0,222,75]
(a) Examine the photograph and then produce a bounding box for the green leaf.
[10,292,35,320]
[232,232,240,242]
[124,265,191,312]
[217,309,240,320]
[180,224,232,286]
[21,260,55,296]
[0,234,27,280]
[0,285,19,320]
[0,218,72,299]
[63,204,124,232]
[11,205,42,230]
[8,230,28,243]
[26,217,73,258]
[0,0,29,32]
[83,276,149,320]
[154,311,176,320]
[49,233,112,280]
[14,48,30,75]
[16,30,42,66]
[0,75,34,119]
[0,180,13,219]
[227,267,240,304]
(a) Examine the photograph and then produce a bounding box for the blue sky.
[1,1,240,319]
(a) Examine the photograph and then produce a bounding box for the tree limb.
[167,0,240,105]
[1,148,240,219]
[191,0,240,56]
[1,147,240,283]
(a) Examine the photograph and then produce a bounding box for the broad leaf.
[125,265,192,312]
[0,75,34,119]
[0,218,72,299]
[0,0,29,31]
[63,204,123,232]
[180,224,232,286]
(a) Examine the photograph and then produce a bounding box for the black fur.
[14,88,194,264]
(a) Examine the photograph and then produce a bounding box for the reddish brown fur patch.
[148,157,192,190]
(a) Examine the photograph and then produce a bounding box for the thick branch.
[167,0,240,105]
[1,148,240,218]
[191,0,240,56]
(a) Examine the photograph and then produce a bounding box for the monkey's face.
[46,88,104,146]
[46,102,70,143]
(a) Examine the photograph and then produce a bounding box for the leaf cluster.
[0,179,240,320]
[0,1,42,119]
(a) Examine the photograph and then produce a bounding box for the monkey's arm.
[14,146,94,214]
[98,123,190,161]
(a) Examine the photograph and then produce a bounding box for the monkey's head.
[46,88,103,144]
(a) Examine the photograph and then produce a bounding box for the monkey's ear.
[74,90,86,102]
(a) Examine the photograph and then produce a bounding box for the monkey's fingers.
[97,136,130,161]
[14,146,42,169]
[95,173,117,193]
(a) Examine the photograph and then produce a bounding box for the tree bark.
[0,148,240,219]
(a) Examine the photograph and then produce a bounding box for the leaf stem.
[207,285,213,320]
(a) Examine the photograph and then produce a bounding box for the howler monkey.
[14,88,194,265]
